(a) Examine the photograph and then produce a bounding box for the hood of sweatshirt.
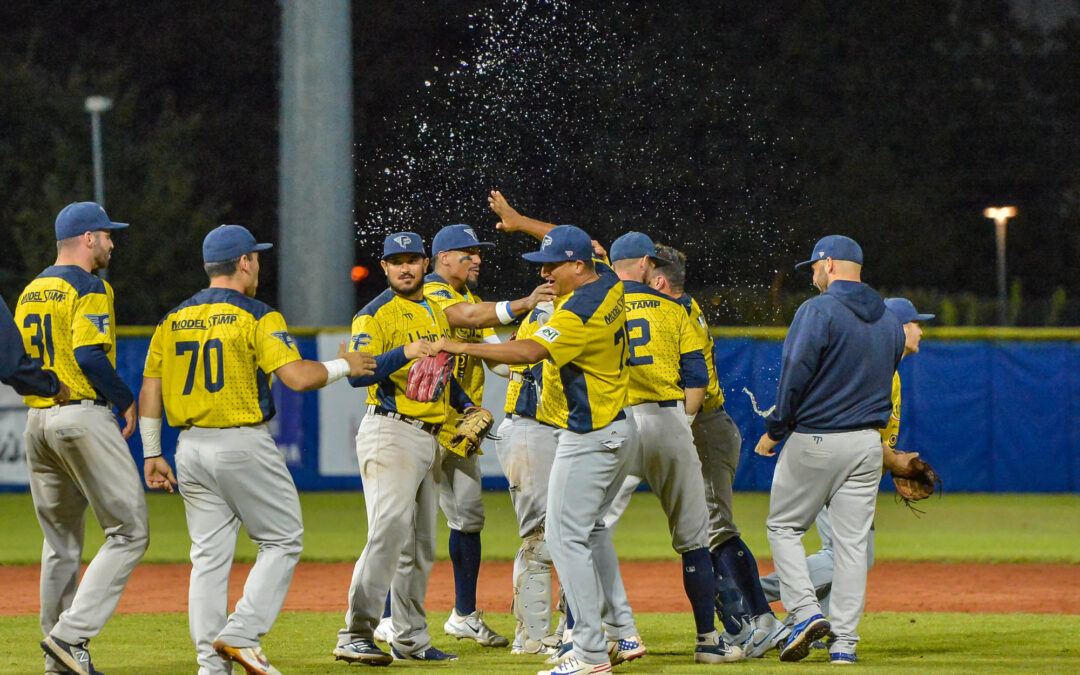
[826,280,885,322]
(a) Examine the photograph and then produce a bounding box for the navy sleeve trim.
[349,345,408,388]
[73,344,134,410]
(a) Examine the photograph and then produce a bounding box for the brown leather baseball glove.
[891,453,942,515]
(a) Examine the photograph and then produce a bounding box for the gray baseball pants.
[494,415,557,538]
[25,403,149,646]
[759,506,876,617]
[438,446,484,532]
[548,413,638,664]
[176,424,303,675]
[338,414,440,656]
[691,406,743,548]
[604,402,709,554]
[766,429,881,654]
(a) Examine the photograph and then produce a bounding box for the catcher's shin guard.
[512,531,554,652]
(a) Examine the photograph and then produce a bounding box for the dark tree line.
[1,1,1076,324]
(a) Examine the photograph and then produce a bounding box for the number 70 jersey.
[144,288,301,428]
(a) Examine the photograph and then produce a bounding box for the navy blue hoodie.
[1,293,60,397]
[765,280,904,441]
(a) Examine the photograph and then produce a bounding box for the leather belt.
[367,405,441,436]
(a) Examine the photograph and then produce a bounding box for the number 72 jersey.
[144,288,301,428]
[15,265,118,408]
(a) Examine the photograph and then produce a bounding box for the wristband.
[322,358,351,385]
[496,301,517,325]
[140,416,163,458]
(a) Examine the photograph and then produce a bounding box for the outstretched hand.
[526,283,557,309]
[489,190,522,232]
[338,340,377,377]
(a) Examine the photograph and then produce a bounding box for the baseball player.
[758,297,934,626]
[599,233,743,664]
[1,292,69,401]
[140,225,376,675]
[493,300,559,655]
[15,202,147,675]
[434,223,643,675]
[754,235,905,664]
[334,231,478,665]
[629,243,787,658]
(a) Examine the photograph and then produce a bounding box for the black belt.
[368,405,441,436]
[59,399,108,408]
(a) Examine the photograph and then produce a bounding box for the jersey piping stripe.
[560,362,593,433]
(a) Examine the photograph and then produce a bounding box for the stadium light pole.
[984,206,1017,326]
[85,95,113,280]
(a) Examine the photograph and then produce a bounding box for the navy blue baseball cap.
[609,231,670,267]
[885,297,935,324]
[522,225,593,263]
[55,202,128,240]
[795,235,864,270]
[202,225,273,264]
[431,224,495,256]
[382,231,426,260]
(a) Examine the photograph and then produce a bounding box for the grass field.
[2,491,1079,673]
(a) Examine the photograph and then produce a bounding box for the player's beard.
[465,272,479,291]
[389,274,421,296]
[91,246,111,272]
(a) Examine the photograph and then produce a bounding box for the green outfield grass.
[1,611,1078,674]
[2,491,1079,565]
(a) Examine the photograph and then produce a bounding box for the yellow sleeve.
[679,310,706,355]
[424,282,465,312]
[143,324,164,378]
[254,312,302,373]
[880,371,902,447]
[529,309,586,367]
[349,312,386,356]
[71,288,113,350]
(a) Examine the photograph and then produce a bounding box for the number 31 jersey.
[144,287,301,428]
[15,265,118,408]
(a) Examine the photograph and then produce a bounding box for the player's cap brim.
[648,255,670,267]
[912,313,935,321]
[100,221,129,230]
[794,259,815,270]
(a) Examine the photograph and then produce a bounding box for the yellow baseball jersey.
[349,288,457,424]
[880,371,902,447]
[681,294,726,411]
[144,288,301,428]
[622,281,708,406]
[15,265,118,408]
[423,273,495,407]
[504,305,549,418]
[529,269,629,433]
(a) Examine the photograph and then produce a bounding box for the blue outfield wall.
[2,333,1077,493]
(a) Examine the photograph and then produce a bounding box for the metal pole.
[995,220,1007,326]
[90,111,105,206]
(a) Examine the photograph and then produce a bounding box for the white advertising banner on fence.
[0,388,29,486]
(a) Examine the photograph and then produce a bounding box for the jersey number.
[626,318,653,366]
[613,323,628,372]
[23,314,55,366]
[176,339,225,395]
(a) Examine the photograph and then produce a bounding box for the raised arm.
[489,190,557,241]
[275,341,377,392]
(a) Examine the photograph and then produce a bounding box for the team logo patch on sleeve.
[84,313,110,334]
[431,289,453,299]
[535,326,561,343]
[697,315,707,329]
[350,333,372,350]
[271,331,297,349]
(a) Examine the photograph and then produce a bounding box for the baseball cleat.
[212,640,282,675]
[443,608,509,647]
[742,612,789,658]
[830,651,858,664]
[373,616,394,643]
[391,645,458,661]
[694,630,743,663]
[41,636,102,675]
[607,635,646,665]
[779,614,831,663]
[538,655,613,675]
[545,635,574,665]
[333,639,394,666]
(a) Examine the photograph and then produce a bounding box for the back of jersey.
[144,288,300,428]
[622,281,707,406]
[15,265,117,408]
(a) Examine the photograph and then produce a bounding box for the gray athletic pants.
[691,406,743,549]
[176,424,303,675]
[759,506,876,617]
[495,415,557,538]
[25,403,149,646]
[338,414,440,656]
[766,430,881,654]
[548,412,638,665]
[438,446,484,533]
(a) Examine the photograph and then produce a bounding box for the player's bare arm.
[120,401,138,440]
[489,190,556,240]
[274,341,377,392]
[138,376,178,493]
[442,282,556,330]
[433,336,548,366]
[684,386,706,416]
[754,432,779,457]
[882,442,920,474]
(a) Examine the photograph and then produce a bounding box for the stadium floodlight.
[983,206,1017,326]
[85,95,114,279]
